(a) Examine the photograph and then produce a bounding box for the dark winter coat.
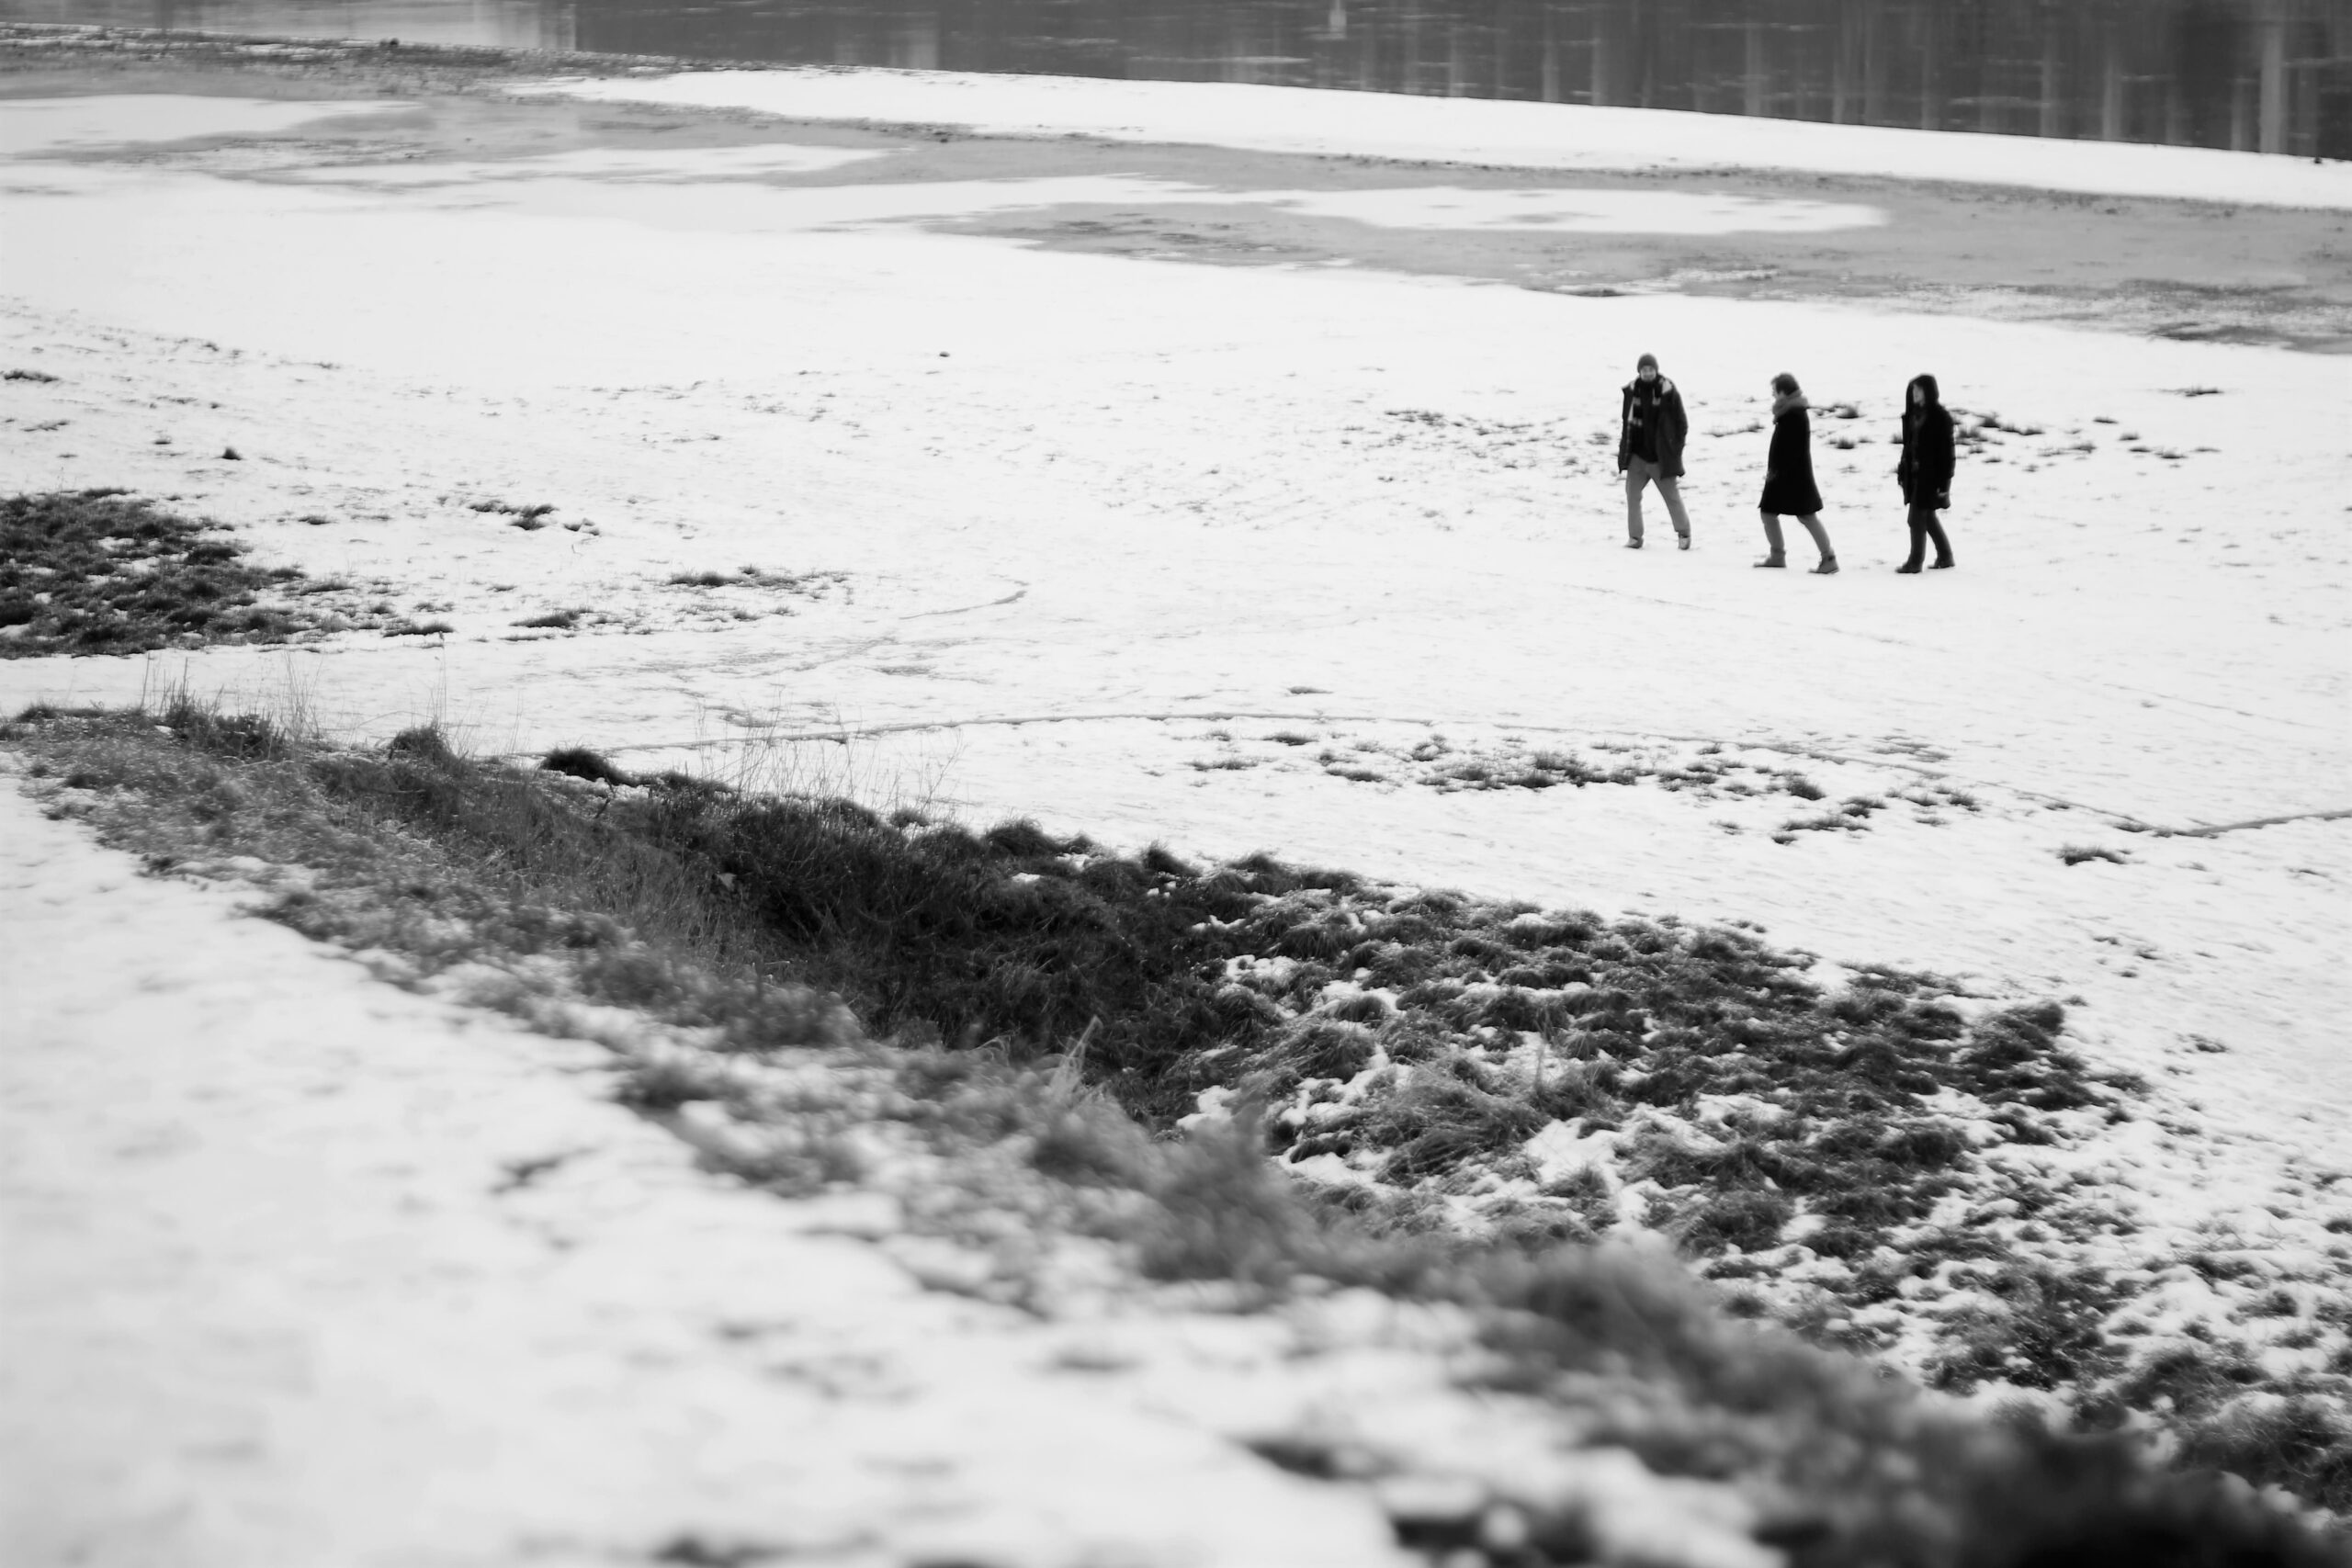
[1618,377,1689,479]
[1897,374,1956,510]
[1758,397,1823,515]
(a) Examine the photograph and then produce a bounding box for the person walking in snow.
[1894,373,1957,573]
[1755,372,1837,575]
[1616,352,1692,550]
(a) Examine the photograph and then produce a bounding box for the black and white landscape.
[3,17,2349,1568]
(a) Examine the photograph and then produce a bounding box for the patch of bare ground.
[0,489,405,654]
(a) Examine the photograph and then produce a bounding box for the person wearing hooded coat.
[1894,373,1957,572]
[1756,372,1837,574]
[1616,352,1692,550]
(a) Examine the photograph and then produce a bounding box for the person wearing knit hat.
[1616,353,1692,550]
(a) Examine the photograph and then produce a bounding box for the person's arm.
[1615,388,1632,471]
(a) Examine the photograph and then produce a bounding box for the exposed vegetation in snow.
[12,699,2350,1544]
[0,489,406,654]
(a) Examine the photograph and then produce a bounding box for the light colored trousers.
[1623,457,1691,544]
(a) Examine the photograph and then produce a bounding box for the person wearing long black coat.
[1756,372,1838,574]
[1894,372,1957,572]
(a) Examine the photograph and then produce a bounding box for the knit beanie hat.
[1637,353,1659,372]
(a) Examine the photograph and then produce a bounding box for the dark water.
[13,0,2351,158]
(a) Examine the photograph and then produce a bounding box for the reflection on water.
[11,0,2349,157]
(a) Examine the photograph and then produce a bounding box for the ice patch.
[1252,185,1883,235]
[0,96,403,158]
[277,160,1878,236]
[277,142,888,186]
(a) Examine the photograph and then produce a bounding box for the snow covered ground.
[2,60,2349,1563]
[0,773,1459,1568]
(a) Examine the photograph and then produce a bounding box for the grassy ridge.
[6,705,2347,1560]
[606,763,2160,1363]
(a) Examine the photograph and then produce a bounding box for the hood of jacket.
[1771,391,1810,421]
[1906,373,1941,411]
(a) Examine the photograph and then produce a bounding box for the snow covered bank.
[0,773,1427,1567]
[514,67,2352,210]
[15,710,2346,1559]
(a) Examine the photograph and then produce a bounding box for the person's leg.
[1925,512,1955,569]
[1798,513,1837,572]
[1757,511,1786,566]
[1657,475,1692,545]
[1624,463,1647,547]
[1899,504,1928,572]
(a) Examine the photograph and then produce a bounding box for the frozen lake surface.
[8,0,2349,156]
